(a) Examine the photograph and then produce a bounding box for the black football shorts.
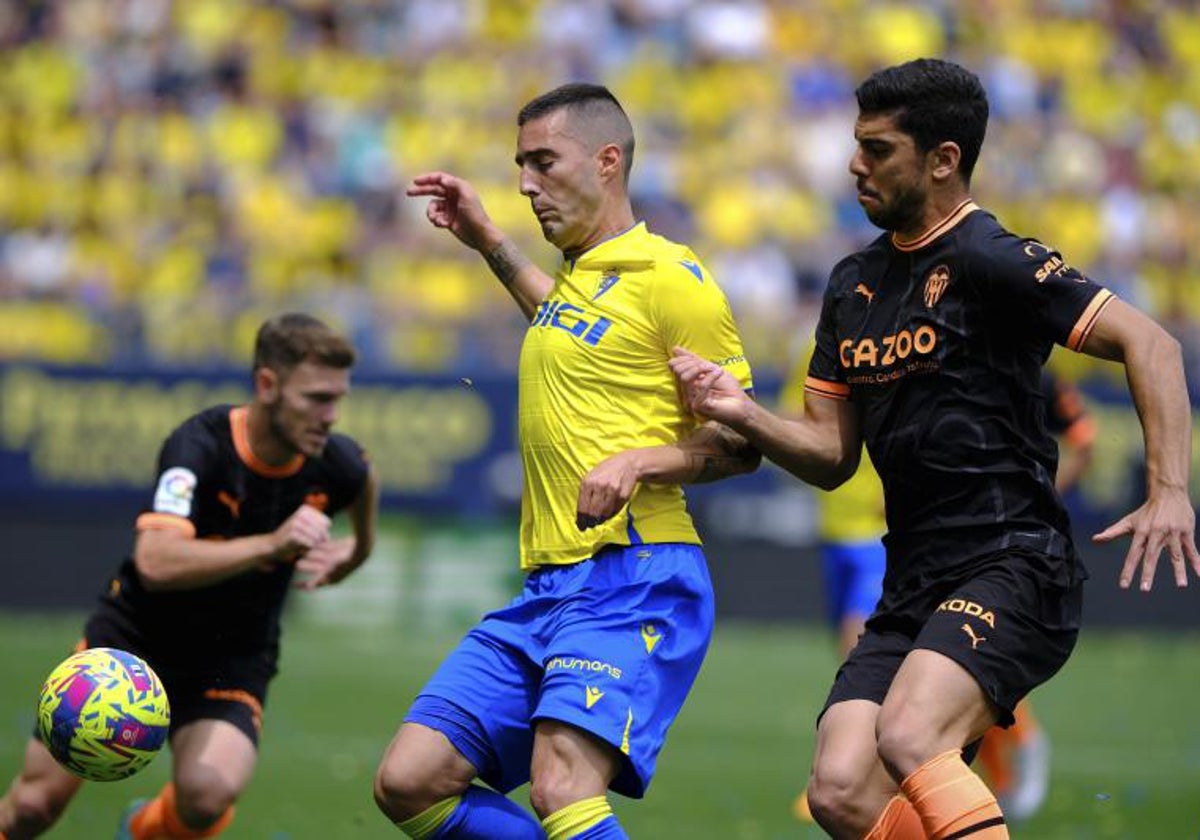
[822,549,1083,727]
[82,610,275,746]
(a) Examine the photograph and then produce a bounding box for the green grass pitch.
[2,612,1197,838]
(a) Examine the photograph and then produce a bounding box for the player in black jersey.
[671,58,1199,839]
[0,313,378,840]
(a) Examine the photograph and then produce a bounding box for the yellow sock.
[863,795,925,839]
[541,795,613,840]
[901,750,1007,838]
[130,783,235,839]
[397,796,461,840]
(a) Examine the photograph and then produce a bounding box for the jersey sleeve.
[978,230,1116,351]
[137,420,216,538]
[321,434,371,512]
[651,256,754,392]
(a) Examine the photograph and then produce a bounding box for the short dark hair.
[518,83,635,181]
[855,58,989,183]
[253,313,355,377]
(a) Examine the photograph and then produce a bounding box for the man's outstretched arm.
[1083,297,1200,590]
[407,171,552,320]
[669,347,862,491]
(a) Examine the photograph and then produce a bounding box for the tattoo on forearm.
[686,424,761,483]
[484,240,531,287]
[690,453,750,483]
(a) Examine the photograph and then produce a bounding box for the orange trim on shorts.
[892,200,979,252]
[1067,289,1115,351]
[136,513,196,538]
[804,376,851,400]
[203,688,264,733]
[229,406,304,478]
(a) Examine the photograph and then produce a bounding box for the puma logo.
[854,282,876,303]
[217,490,241,519]
[961,623,986,650]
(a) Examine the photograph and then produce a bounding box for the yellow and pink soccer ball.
[37,647,170,782]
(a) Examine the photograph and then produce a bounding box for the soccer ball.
[37,647,170,782]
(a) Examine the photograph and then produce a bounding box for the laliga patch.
[153,467,196,517]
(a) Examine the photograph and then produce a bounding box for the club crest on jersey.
[593,271,620,300]
[924,264,951,308]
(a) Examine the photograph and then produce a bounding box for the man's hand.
[1093,486,1200,591]
[271,504,331,562]
[668,347,753,428]
[294,537,359,590]
[576,450,644,531]
[406,172,499,252]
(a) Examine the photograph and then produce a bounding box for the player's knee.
[173,771,239,829]
[528,772,579,819]
[373,759,412,821]
[876,711,940,781]
[374,724,477,822]
[373,753,449,822]
[806,762,876,833]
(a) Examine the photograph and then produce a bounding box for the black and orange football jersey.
[95,404,369,656]
[807,201,1113,591]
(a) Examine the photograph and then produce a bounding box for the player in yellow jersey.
[373,84,760,840]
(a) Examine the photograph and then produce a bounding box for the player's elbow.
[132,554,174,591]
[807,450,860,491]
[810,470,850,492]
[349,534,375,571]
[132,532,186,591]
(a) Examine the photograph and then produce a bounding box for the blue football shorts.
[405,542,714,798]
[820,539,886,626]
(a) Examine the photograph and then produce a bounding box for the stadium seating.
[0,0,1198,383]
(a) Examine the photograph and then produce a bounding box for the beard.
[266,401,321,457]
[862,181,927,233]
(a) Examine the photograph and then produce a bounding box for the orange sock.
[978,701,1041,793]
[130,783,235,839]
[976,730,1011,793]
[901,750,1007,839]
[863,795,925,839]
[1008,701,1038,745]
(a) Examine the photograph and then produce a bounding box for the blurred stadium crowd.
[2,0,1200,381]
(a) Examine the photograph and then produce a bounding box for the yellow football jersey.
[518,222,753,569]
[779,342,886,544]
